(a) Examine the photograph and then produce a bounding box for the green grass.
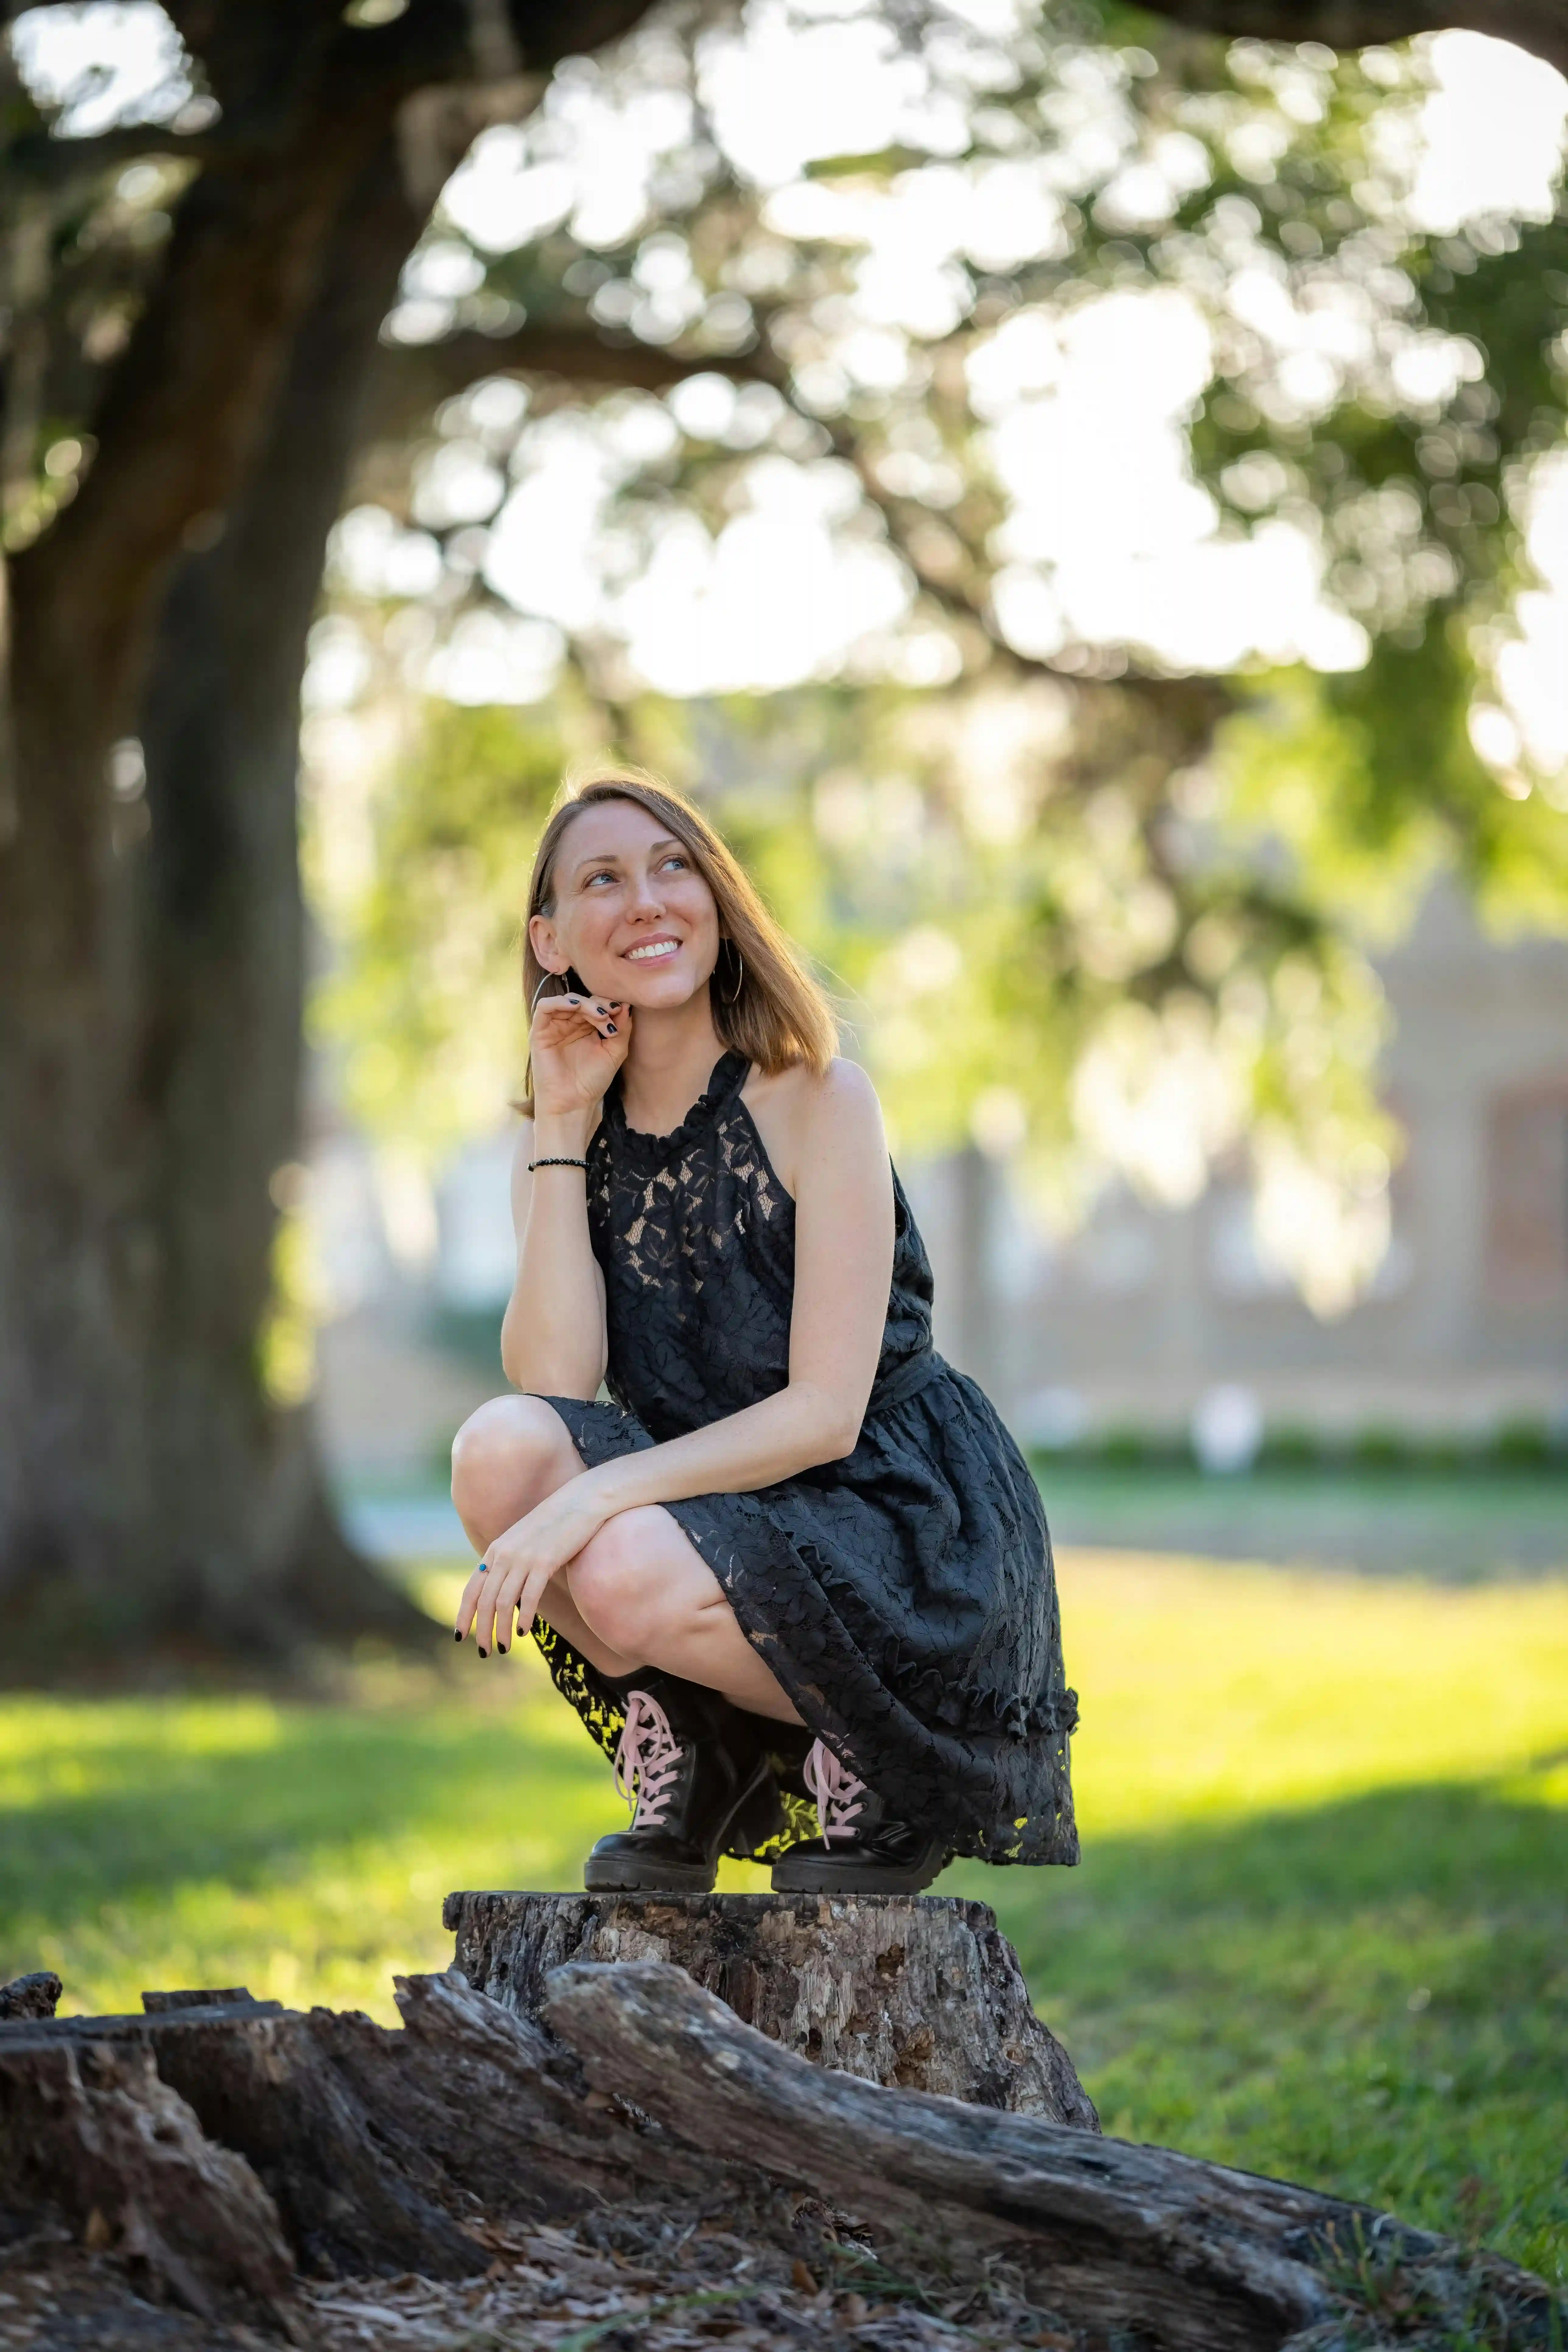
[1,1549,1564,2287]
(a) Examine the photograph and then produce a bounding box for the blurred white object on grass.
[1192,1385,1264,1476]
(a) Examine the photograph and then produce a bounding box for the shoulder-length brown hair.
[517,763,838,1115]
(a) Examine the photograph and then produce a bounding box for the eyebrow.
[571,836,684,876]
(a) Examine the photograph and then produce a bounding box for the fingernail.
[605,1021,618,1035]
[497,1641,507,1654]
[478,1646,488,1659]
[565,994,580,1004]
[454,1629,463,1642]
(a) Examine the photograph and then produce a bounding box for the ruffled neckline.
[605,1049,750,1160]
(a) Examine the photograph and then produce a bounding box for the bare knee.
[450,1396,576,1538]
[568,1510,670,1656]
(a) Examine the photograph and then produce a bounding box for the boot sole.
[582,1853,718,1893]
[770,1851,947,1896]
[581,1756,775,1894]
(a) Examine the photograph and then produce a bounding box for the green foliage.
[314,700,563,1159]
[307,8,1568,1303]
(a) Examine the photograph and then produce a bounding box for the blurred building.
[313,885,1568,1490]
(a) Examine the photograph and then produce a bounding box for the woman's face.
[530,798,722,1011]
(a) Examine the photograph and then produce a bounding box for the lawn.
[2,1549,1564,2287]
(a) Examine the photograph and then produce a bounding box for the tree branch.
[8,2,671,726]
[1,124,230,188]
[1132,2,1568,77]
[12,106,388,718]
[362,319,766,440]
[765,354,1233,723]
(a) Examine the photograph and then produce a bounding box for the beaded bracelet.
[528,1154,589,1172]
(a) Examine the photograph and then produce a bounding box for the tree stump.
[443,1889,1099,2126]
[0,2029,294,2320]
[1,1965,1557,2350]
[0,1969,62,2021]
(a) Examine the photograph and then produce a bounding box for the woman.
[451,767,1078,1895]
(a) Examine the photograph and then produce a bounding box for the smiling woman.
[447,765,1078,1897]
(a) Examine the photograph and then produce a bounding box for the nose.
[628,870,666,918]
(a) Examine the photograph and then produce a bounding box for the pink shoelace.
[803,1738,867,1844]
[613,1690,687,1829]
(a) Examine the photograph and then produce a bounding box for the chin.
[630,972,705,1009]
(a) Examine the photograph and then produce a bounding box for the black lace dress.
[532,1049,1078,1866]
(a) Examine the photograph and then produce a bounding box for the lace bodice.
[586,1050,936,1440]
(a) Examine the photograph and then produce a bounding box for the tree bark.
[444,1888,1100,2124]
[0,1972,734,2290]
[2,1958,1555,2349]
[0,2,660,1657]
[130,137,429,1652]
[0,53,403,1636]
[0,2034,294,2319]
[543,1958,1560,2352]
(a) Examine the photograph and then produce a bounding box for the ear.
[528,911,564,972]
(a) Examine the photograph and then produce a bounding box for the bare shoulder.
[743,1055,886,1195]
[809,1054,884,1130]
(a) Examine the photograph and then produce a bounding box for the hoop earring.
[720,943,744,1004]
[530,970,567,1017]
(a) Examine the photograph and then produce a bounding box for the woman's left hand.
[455,1476,610,1656]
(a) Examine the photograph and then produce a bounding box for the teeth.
[626,940,679,962]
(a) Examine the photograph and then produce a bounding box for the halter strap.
[607,1050,750,1150]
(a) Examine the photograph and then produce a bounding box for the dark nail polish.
[454,1629,463,1642]
[497,1641,507,1654]
[477,1646,487,1658]
[605,1022,617,1035]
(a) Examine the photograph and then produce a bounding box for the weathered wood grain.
[0,1969,62,2020]
[541,1957,1561,2352]
[2,1944,1556,2351]
[0,2032,292,2319]
[444,1888,1099,2124]
[0,1969,760,2295]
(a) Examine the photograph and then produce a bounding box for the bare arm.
[460,1057,897,1650]
[498,986,627,1400]
[584,1058,893,1508]
[499,1118,607,1401]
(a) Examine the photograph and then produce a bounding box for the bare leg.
[568,1507,803,1725]
[450,1396,641,1678]
[451,1395,803,1724]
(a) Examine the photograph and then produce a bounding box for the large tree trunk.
[131,139,427,1653]
[0,1,658,1663]
[0,616,146,1625]
[0,45,400,1651]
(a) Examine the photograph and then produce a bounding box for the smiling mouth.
[624,938,681,964]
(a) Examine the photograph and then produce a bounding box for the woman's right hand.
[529,985,631,1121]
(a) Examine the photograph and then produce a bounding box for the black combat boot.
[583,1673,778,1893]
[770,1737,948,1895]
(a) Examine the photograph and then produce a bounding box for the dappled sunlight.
[0,1677,612,2023]
[0,1695,286,1810]
[3,1556,1563,2028]
[1051,1550,1568,1838]
[2,1554,1562,2271]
